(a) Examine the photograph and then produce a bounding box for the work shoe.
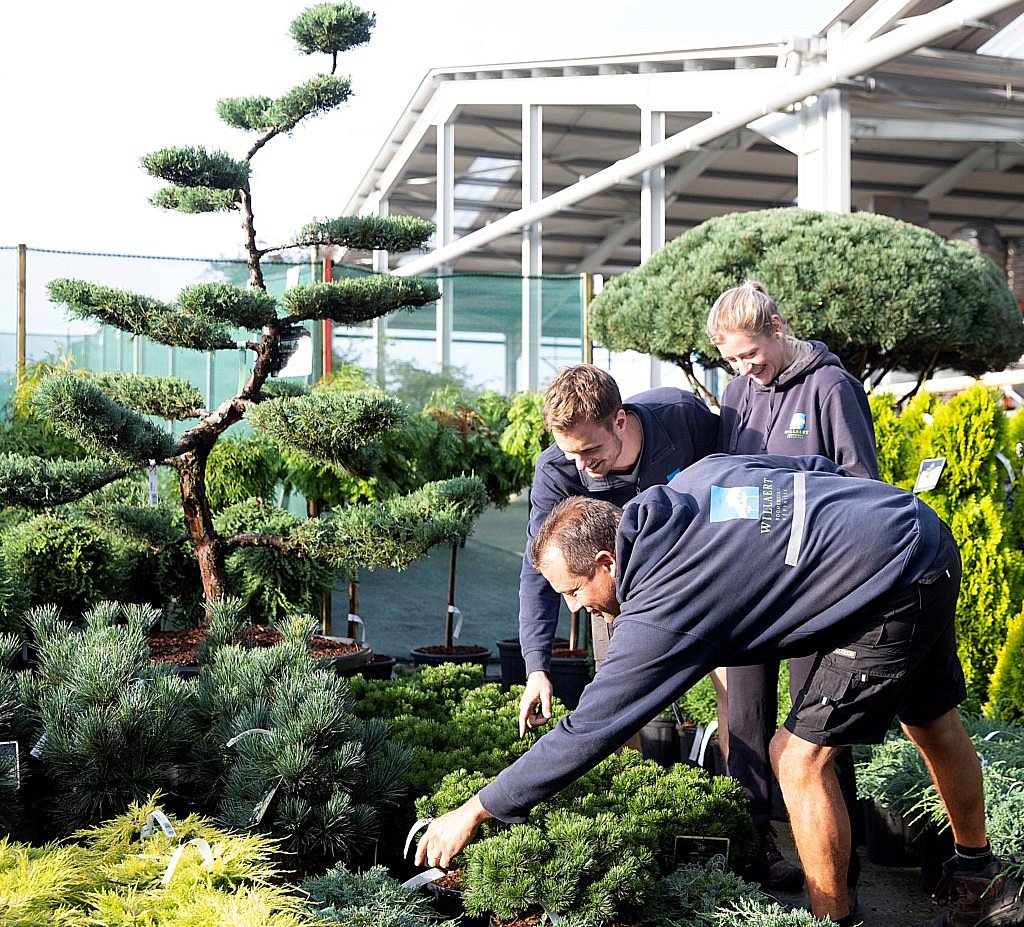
[765,831,805,892]
[919,857,1024,926]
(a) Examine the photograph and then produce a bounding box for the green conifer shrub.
[205,435,283,512]
[588,208,1024,396]
[187,606,411,870]
[214,498,339,622]
[19,603,192,829]
[2,512,118,615]
[985,604,1024,723]
[302,863,459,926]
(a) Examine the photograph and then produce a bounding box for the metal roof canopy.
[341,0,1024,278]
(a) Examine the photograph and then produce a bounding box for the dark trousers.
[726,656,860,841]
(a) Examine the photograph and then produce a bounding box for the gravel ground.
[771,822,940,926]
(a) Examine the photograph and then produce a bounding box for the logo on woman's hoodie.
[785,412,808,438]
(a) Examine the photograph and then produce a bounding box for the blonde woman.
[708,280,878,893]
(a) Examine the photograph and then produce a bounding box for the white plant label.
[0,742,19,787]
[148,460,159,507]
[449,605,463,639]
[30,733,48,759]
[403,817,433,859]
[913,457,946,494]
[248,779,282,827]
[401,867,445,888]
[225,728,272,748]
[161,838,214,885]
[347,613,365,643]
[141,809,177,838]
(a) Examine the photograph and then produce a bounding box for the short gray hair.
[531,495,621,577]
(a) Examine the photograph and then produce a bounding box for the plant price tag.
[672,835,730,870]
[141,810,177,838]
[347,613,365,643]
[449,605,463,639]
[248,779,282,827]
[400,868,446,888]
[30,733,48,760]
[161,837,214,885]
[913,457,946,494]
[0,741,19,788]
[148,460,159,507]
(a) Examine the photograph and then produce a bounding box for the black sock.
[954,840,993,872]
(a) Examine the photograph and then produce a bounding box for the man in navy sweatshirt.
[516,364,718,730]
[417,454,1023,927]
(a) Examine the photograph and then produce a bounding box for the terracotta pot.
[410,645,491,668]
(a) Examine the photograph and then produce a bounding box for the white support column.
[797,23,851,212]
[641,108,666,388]
[521,103,543,390]
[436,118,455,372]
[372,198,390,386]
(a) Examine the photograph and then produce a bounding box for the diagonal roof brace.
[395,0,1020,278]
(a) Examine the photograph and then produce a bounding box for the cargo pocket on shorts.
[798,662,854,734]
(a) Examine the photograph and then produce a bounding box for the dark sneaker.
[766,832,805,892]
[920,857,1024,926]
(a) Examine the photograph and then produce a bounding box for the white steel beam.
[521,104,543,391]
[851,116,1024,140]
[575,132,758,273]
[840,0,922,47]
[436,119,455,372]
[640,108,665,389]
[395,0,1019,277]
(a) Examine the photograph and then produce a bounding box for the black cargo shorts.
[785,521,966,746]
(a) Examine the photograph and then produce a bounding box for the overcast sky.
[2,0,851,260]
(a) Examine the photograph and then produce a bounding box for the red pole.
[321,259,333,376]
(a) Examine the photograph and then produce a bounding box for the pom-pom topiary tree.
[590,208,1024,402]
[5,4,486,617]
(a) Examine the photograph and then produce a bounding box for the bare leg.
[710,667,729,760]
[901,708,986,847]
[771,728,850,920]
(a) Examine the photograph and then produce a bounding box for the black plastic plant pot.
[410,645,491,668]
[639,715,680,766]
[497,638,527,689]
[496,637,570,690]
[356,653,397,680]
[863,799,918,867]
[315,637,372,675]
[549,649,591,709]
[424,879,489,927]
[917,822,954,894]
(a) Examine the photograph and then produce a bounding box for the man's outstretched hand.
[519,670,554,736]
[415,796,493,869]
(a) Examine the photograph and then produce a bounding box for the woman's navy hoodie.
[479,453,945,823]
[719,340,879,480]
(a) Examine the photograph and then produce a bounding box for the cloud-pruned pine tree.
[7,3,486,611]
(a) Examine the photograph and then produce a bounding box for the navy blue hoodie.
[519,388,718,673]
[480,453,944,822]
[719,341,878,480]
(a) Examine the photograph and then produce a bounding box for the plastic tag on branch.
[141,809,176,839]
[347,614,365,643]
[30,733,48,760]
[148,460,159,507]
[161,838,214,885]
[687,725,705,764]
[0,742,19,788]
[913,457,946,494]
[401,868,445,888]
[541,905,563,925]
[273,322,312,378]
[248,779,282,828]
[449,605,463,639]
[226,728,272,748]
[404,817,433,859]
[697,719,719,768]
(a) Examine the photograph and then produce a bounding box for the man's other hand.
[519,670,554,736]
